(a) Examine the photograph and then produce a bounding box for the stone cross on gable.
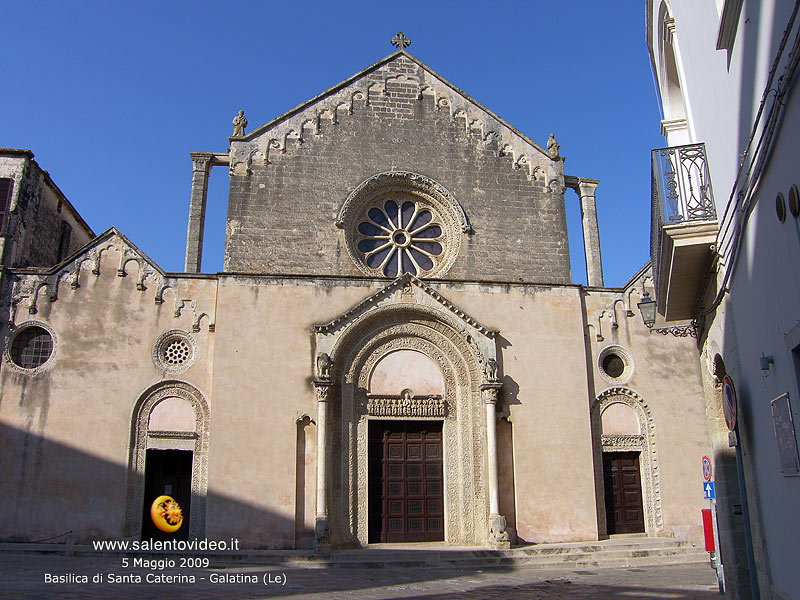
[391,32,411,50]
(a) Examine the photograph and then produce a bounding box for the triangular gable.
[313,272,497,339]
[230,50,559,181]
[8,228,217,332]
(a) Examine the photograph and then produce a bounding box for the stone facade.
[223,53,571,283]
[0,48,709,552]
[0,149,94,271]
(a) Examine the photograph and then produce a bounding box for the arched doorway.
[124,380,210,540]
[591,387,663,537]
[314,286,504,548]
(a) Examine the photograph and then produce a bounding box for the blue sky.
[2,1,664,286]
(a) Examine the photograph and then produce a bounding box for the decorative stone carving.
[327,314,486,548]
[124,380,210,540]
[229,55,556,186]
[336,171,468,279]
[366,393,446,417]
[3,320,58,375]
[313,273,497,340]
[601,433,645,450]
[547,132,560,158]
[316,352,334,380]
[391,32,411,50]
[591,387,664,534]
[597,344,634,385]
[489,514,511,547]
[231,110,247,137]
[152,329,198,374]
[483,358,499,383]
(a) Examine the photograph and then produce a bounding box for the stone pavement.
[0,552,722,599]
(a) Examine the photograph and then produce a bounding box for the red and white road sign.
[722,375,737,431]
[702,456,712,482]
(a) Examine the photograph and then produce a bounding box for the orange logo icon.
[150,495,183,532]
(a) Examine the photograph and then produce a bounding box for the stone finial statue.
[547,132,560,159]
[483,358,499,382]
[232,110,248,137]
[316,352,333,380]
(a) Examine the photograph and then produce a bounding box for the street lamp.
[636,290,697,338]
[637,291,657,329]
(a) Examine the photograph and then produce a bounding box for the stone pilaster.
[577,178,604,287]
[313,378,334,554]
[480,381,510,549]
[184,153,211,273]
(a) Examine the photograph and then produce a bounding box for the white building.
[646,1,800,598]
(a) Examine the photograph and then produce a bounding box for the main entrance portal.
[368,420,444,543]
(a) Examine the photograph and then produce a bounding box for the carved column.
[184,153,211,273]
[480,380,510,549]
[313,378,333,553]
[577,178,604,287]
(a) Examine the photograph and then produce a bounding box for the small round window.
[598,345,633,384]
[357,198,444,277]
[153,330,197,374]
[5,322,56,373]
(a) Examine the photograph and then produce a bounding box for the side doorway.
[602,451,645,535]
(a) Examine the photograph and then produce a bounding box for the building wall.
[0,239,709,548]
[648,1,800,597]
[0,247,216,542]
[0,150,93,270]
[224,54,571,284]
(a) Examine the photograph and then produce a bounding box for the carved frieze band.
[9,233,216,332]
[601,434,645,451]
[366,395,446,417]
[229,56,562,187]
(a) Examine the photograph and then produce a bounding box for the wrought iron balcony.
[650,143,718,321]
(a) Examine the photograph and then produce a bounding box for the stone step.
[0,538,710,571]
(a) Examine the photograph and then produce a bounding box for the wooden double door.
[603,451,645,534]
[368,420,444,543]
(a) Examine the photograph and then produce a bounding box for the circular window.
[153,330,197,373]
[5,322,57,373]
[357,197,444,277]
[338,171,468,279]
[598,345,634,384]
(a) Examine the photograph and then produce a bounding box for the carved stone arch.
[124,380,210,540]
[591,387,663,536]
[335,171,471,279]
[326,303,487,548]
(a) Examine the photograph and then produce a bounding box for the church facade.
[0,45,709,551]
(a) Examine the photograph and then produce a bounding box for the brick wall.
[225,55,571,284]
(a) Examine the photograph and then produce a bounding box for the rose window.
[356,198,444,277]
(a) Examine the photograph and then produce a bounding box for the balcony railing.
[651,143,717,292]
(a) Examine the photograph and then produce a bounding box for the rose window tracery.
[356,198,444,277]
[338,171,469,279]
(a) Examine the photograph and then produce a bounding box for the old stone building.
[0,42,710,551]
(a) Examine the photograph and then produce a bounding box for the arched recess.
[326,303,488,548]
[657,1,690,144]
[590,387,663,537]
[123,380,210,540]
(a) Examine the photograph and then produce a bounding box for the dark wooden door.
[141,449,192,541]
[368,421,444,543]
[603,451,645,534]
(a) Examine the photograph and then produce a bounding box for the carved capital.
[313,379,335,403]
[191,156,212,174]
[479,382,502,404]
